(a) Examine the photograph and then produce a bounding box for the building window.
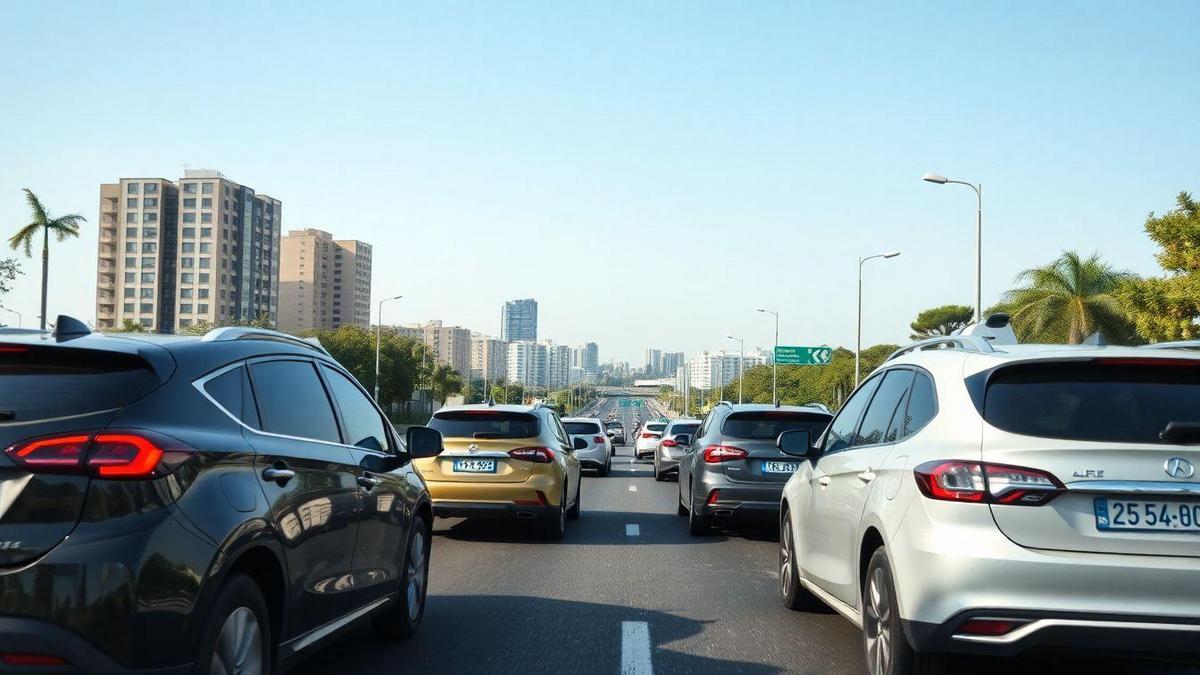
[142,228,157,238]
[125,242,137,253]
[141,273,155,283]
[181,258,194,268]
[143,183,158,194]
[140,288,154,299]
[126,213,137,223]
[182,227,196,238]
[199,243,211,253]
[141,257,156,268]
[180,304,193,314]
[125,256,137,268]
[182,213,195,223]
[180,289,193,299]
[179,319,192,328]
[123,303,135,313]
[198,304,209,314]
[124,272,136,283]
[140,318,152,328]
[143,198,157,208]
[140,303,154,313]
[199,258,210,269]
[183,198,196,208]
[198,288,210,299]
[143,212,157,223]
[201,228,212,238]
[183,183,196,194]
[126,198,137,208]
[126,183,139,194]
[201,212,212,223]
[202,183,214,194]
[201,198,212,208]
[123,288,136,298]
[181,242,195,253]
[181,273,194,284]
[142,243,156,253]
[199,273,210,284]
[125,227,137,238]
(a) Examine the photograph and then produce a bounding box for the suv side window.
[823,375,882,454]
[321,365,390,452]
[550,413,570,448]
[901,371,938,438]
[249,360,341,443]
[202,364,261,429]
[855,369,915,447]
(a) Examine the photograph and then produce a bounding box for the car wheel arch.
[858,527,885,610]
[192,540,288,657]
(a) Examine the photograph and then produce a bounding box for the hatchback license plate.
[763,461,801,474]
[452,459,496,473]
[1095,498,1200,533]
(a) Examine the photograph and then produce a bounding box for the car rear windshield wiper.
[0,410,13,421]
[1160,422,1200,444]
[472,432,502,439]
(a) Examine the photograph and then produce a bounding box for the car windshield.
[0,346,159,422]
[668,423,699,436]
[983,360,1200,444]
[564,421,602,435]
[722,412,831,440]
[646,423,667,432]
[605,421,623,429]
[429,411,540,439]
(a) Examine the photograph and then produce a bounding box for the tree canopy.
[1118,191,1200,341]
[909,304,974,340]
[1003,250,1138,344]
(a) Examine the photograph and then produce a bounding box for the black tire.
[687,493,711,536]
[567,481,581,520]
[654,463,665,482]
[542,486,567,540]
[372,516,430,641]
[598,462,609,477]
[862,548,945,675]
[677,481,689,516]
[780,514,824,611]
[194,573,271,675]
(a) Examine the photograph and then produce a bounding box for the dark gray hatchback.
[677,403,832,536]
[0,318,443,673]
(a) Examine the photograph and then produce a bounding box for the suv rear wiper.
[0,411,13,421]
[472,432,502,439]
[1160,422,1200,444]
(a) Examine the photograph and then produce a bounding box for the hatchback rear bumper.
[432,500,554,520]
[0,616,190,674]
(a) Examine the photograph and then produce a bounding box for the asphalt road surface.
[294,397,1197,675]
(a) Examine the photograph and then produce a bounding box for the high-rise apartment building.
[507,341,547,388]
[278,228,372,332]
[579,342,599,377]
[417,321,472,376]
[471,333,508,383]
[645,348,663,375]
[96,170,280,333]
[501,298,538,341]
[544,340,572,390]
[662,351,685,376]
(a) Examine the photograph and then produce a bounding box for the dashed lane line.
[621,621,653,675]
[625,523,640,536]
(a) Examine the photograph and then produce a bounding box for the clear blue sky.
[1,1,1196,364]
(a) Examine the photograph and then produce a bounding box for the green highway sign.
[619,399,644,408]
[775,346,833,366]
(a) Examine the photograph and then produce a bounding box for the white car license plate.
[763,461,801,474]
[1095,498,1200,533]
[452,458,496,474]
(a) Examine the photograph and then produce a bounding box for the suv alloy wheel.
[197,574,270,675]
[373,517,430,640]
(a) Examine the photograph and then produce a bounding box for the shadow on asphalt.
[291,594,786,674]
[434,511,732,546]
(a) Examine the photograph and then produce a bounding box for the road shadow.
[434,511,731,546]
[291,594,787,674]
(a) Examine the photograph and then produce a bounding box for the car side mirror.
[606,430,615,437]
[777,429,814,459]
[673,434,691,446]
[573,437,588,450]
[406,426,444,459]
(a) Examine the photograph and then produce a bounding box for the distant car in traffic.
[779,322,1200,674]
[422,403,582,539]
[677,403,832,535]
[563,417,613,476]
[634,420,669,459]
[605,420,626,446]
[0,318,443,673]
[653,418,701,481]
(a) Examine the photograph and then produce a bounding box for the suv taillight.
[703,445,748,463]
[913,460,1064,506]
[508,447,556,463]
[4,430,191,479]
[641,432,660,439]
[661,439,678,447]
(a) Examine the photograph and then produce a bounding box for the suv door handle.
[261,466,295,485]
[857,470,876,483]
[357,474,380,490]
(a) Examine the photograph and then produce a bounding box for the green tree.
[430,363,464,404]
[1003,251,1138,344]
[297,325,424,416]
[9,189,85,330]
[0,258,19,299]
[909,304,974,340]
[1118,192,1200,341]
[119,318,146,333]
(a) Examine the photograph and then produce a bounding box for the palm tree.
[1003,251,1137,344]
[10,189,85,329]
[430,363,465,404]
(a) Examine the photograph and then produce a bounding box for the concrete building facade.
[278,228,372,333]
[471,334,508,383]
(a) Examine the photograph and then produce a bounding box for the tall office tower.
[501,298,538,341]
[278,229,372,332]
[507,341,547,388]
[96,170,280,333]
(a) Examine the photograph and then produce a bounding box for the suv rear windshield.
[0,347,159,422]
[564,421,603,435]
[605,421,623,429]
[668,423,700,436]
[984,360,1200,444]
[429,411,540,439]
[722,412,832,440]
[646,423,667,432]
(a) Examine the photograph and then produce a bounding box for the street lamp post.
[374,295,403,401]
[756,308,779,406]
[725,335,744,404]
[857,252,901,386]
[923,172,983,323]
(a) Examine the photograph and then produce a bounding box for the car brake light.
[707,489,721,505]
[641,432,660,439]
[661,439,678,447]
[593,436,606,444]
[4,431,190,479]
[0,346,29,354]
[508,447,556,463]
[514,490,549,507]
[958,619,1027,636]
[703,445,748,463]
[0,653,68,666]
[914,460,1064,506]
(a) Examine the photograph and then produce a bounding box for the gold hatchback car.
[416,403,582,539]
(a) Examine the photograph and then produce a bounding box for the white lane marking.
[628,485,638,492]
[621,621,652,675]
[625,523,640,536]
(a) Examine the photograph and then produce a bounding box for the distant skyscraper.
[662,351,685,375]
[644,349,663,374]
[501,298,538,341]
[278,228,372,333]
[471,333,508,383]
[580,342,599,377]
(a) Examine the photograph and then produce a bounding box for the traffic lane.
[293,445,864,674]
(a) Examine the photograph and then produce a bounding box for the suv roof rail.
[885,335,996,363]
[1141,340,1200,351]
[715,400,734,408]
[201,326,330,356]
[803,402,832,413]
